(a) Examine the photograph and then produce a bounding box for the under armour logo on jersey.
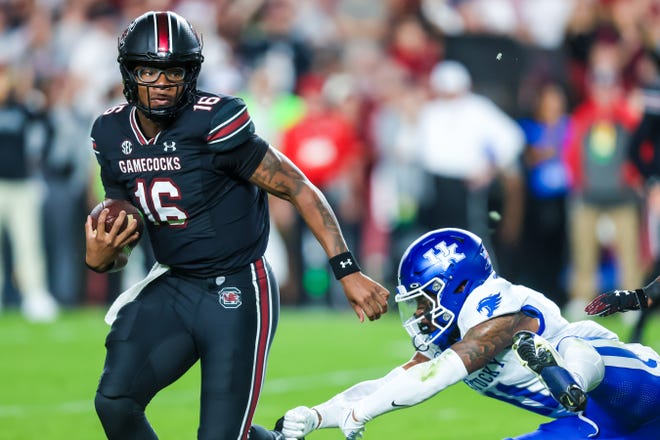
[477,293,502,317]
[422,241,465,271]
[218,287,242,309]
[340,258,353,268]
[121,140,133,155]
[163,141,176,152]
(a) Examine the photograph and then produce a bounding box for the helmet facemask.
[396,278,454,351]
[120,61,201,123]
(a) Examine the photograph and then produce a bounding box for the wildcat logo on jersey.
[477,293,502,317]
[121,140,133,155]
[218,287,242,309]
[422,241,465,271]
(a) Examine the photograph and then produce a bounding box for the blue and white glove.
[340,408,365,439]
[281,406,319,438]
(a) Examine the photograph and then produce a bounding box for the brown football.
[89,199,144,247]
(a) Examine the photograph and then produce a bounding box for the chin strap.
[137,83,188,123]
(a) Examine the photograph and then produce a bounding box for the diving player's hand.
[340,408,365,440]
[340,272,389,322]
[585,289,648,316]
[280,406,319,438]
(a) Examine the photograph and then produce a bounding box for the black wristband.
[85,261,112,273]
[85,247,131,274]
[329,251,361,280]
[635,289,649,309]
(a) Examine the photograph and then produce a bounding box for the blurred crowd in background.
[2,0,660,325]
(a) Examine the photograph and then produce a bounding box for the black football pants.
[95,257,279,440]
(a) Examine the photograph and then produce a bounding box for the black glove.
[584,289,649,316]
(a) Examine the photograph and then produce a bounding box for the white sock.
[558,337,604,391]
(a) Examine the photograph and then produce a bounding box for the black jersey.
[90,92,270,276]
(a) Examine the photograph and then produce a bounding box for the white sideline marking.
[0,367,386,417]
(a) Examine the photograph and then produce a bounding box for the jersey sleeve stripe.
[206,106,251,143]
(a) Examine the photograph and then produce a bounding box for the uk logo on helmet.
[218,287,242,309]
[423,241,466,271]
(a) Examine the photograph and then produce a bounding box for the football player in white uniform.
[275,228,660,439]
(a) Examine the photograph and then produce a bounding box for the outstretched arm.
[349,313,532,421]
[282,313,536,438]
[279,353,425,439]
[250,145,389,322]
[584,277,657,316]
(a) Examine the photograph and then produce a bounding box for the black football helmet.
[118,11,204,122]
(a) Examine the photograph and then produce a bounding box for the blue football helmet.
[396,228,494,351]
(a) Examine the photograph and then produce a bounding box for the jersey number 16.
[134,178,188,227]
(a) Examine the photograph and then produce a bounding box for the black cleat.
[514,330,559,373]
[513,331,587,412]
[556,380,588,412]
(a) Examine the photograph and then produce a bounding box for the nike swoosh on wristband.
[391,401,407,408]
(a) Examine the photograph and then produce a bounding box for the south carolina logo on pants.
[218,287,242,309]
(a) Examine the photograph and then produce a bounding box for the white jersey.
[456,275,620,418]
[339,273,660,438]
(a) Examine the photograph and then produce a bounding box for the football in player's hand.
[89,199,144,247]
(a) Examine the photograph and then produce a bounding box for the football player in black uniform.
[84,11,389,440]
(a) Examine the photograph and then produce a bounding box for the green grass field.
[1,306,659,440]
